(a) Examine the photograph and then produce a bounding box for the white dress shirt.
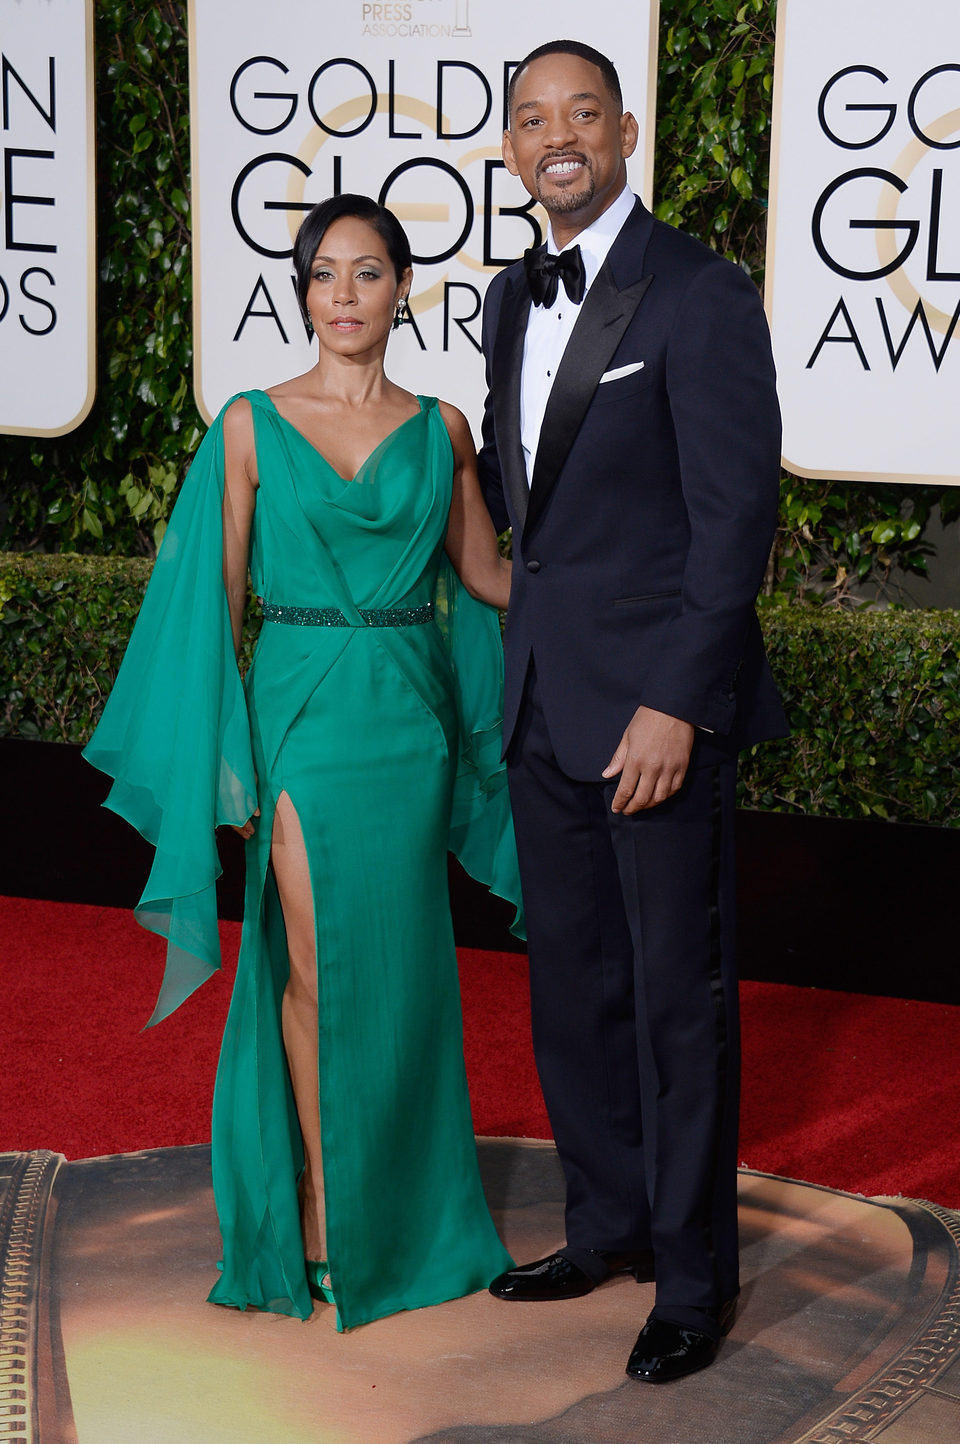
[520,184,636,485]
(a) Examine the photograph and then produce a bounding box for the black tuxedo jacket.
[478,196,788,779]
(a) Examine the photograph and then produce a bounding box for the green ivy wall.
[1,0,957,592]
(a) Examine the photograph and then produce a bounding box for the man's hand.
[602,706,695,814]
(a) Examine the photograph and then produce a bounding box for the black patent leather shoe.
[625,1299,738,1383]
[488,1248,654,1301]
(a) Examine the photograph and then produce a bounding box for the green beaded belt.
[261,602,434,628]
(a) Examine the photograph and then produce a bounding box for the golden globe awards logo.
[225,52,542,351]
[188,0,657,422]
[767,0,960,483]
[807,63,960,374]
[0,53,59,338]
[0,0,95,437]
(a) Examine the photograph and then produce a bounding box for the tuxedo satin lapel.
[526,266,654,536]
[491,273,531,531]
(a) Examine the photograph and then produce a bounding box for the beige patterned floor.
[2,1141,959,1443]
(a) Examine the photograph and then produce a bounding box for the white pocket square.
[599,361,645,383]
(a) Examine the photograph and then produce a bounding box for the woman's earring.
[392,296,408,331]
[304,312,315,339]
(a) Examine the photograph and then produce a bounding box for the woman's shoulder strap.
[216,389,273,420]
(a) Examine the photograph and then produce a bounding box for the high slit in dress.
[84,390,523,1328]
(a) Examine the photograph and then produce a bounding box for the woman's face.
[304,215,410,357]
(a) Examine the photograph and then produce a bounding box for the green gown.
[84,389,522,1329]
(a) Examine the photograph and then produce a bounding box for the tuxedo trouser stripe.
[704,764,730,1293]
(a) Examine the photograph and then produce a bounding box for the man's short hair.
[507,40,623,120]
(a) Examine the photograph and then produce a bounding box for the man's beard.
[535,159,595,215]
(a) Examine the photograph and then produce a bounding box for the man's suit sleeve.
[477,272,511,536]
[638,260,781,734]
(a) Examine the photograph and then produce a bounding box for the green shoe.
[305,1260,335,1305]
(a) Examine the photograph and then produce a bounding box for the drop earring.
[392,296,408,330]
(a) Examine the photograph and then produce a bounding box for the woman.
[84,194,522,1329]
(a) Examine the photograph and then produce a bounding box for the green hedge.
[741,609,960,825]
[0,555,150,742]
[2,553,957,827]
[0,553,258,741]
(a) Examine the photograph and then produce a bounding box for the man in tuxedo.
[478,40,787,1383]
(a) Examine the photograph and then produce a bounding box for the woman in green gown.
[84,195,523,1329]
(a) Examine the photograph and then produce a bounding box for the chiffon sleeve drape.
[82,404,258,1025]
[435,557,524,936]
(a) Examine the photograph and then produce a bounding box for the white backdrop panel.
[189,0,659,426]
[0,0,96,436]
[767,0,960,482]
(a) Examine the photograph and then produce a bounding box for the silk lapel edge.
[490,271,531,531]
[526,267,654,536]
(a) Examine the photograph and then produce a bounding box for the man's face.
[502,53,638,238]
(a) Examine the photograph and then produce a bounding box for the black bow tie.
[523,244,586,308]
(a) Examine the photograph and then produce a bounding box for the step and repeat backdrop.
[186,0,658,424]
[0,0,96,437]
[767,0,960,483]
[1,0,958,484]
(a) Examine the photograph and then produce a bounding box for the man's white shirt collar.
[545,183,636,293]
[519,185,637,486]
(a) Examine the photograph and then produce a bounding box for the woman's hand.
[231,808,260,840]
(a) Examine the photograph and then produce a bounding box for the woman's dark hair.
[292,194,412,321]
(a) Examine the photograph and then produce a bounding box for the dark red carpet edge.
[3,895,959,1207]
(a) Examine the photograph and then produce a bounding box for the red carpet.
[4,895,959,1206]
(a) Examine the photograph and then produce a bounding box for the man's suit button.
[526,560,541,573]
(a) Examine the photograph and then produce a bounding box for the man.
[478,40,787,1383]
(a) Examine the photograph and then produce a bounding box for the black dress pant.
[507,667,740,1331]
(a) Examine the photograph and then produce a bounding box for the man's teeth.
[545,160,581,174]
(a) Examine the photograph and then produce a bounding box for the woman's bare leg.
[271,790,325,1261]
